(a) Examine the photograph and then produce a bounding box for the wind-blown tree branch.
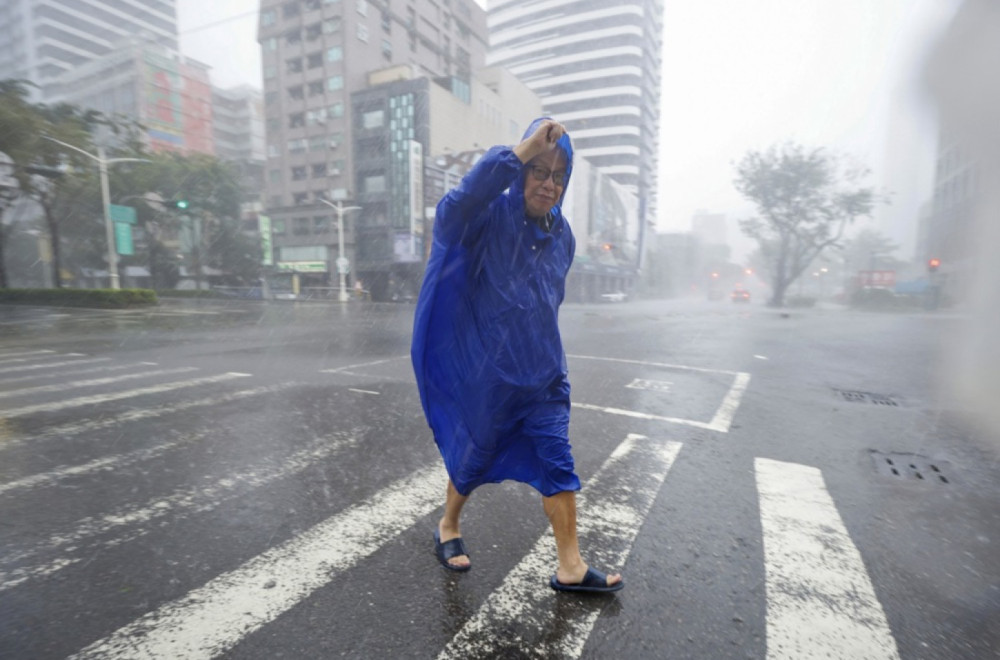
[734,142,879,306]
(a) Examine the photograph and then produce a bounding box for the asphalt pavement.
[0,297,997,659]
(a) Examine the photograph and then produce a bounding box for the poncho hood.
[508,117,574,218]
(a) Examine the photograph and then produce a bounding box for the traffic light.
[173,199,189,210]
[928,258,940,273]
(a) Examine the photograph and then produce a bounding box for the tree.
[734,142,879,306]
[838,228,902,274]
[0,80,44,288]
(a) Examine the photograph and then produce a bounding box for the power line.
[179,9,259,36]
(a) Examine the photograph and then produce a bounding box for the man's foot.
[550,566,623,593]
[434,526,471,571]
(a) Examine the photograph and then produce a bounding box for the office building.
[0,0,179,101]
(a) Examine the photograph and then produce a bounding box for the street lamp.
[39,136,149,290]
[318,197,361,302]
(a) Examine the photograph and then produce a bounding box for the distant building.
[0,0,179,101]
[45,42,215,156]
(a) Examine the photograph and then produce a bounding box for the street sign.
[109,204,137,224]
[336,257,350,274]
[114,221,134,256]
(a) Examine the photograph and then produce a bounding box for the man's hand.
[514,119,566,164]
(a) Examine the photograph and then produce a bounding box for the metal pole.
[97,146,120,289]
[336,201,348,302]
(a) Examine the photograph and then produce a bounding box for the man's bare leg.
[543,490,622,587]
[438,479,471,569]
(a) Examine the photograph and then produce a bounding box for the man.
[411,118,623,593]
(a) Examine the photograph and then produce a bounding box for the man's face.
[523,149,567,219]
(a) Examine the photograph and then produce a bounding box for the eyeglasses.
[527,165,568,187]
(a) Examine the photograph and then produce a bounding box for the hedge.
[0,288,157,308]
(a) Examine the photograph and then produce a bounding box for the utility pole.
[40,136,148,289]
[319,198,360,302]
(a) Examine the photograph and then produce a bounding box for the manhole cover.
[836,389,900,406]
[870,451,951,484]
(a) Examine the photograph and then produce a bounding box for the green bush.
[154,289,230,299]
[0,288,157,308]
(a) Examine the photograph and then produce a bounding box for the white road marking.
[0,372,251,418]
[0,357,111,375]
[706,371,751,432]
[68,462,448,660]
[0,430,361,592]
[319,355,409,374]
[439,436,683,659]
[0,361,157,387]
[0,431,209,496]
[754,354,769,360]
[755,458,900,660]
[0,349,55,359]
[0,384,296,452]
[625,378,673,392]
[572,401,718,430]
[348,388,380,395]
[0,367,198,400]
[568,353,739,375]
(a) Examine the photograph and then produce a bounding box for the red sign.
[858,270,896,287]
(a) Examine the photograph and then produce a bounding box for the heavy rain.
[0,0,997,658]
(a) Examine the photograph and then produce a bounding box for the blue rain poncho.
[411,120,579,497]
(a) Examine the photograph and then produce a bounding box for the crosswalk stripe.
[755,458,900,660]
[439,435,683,659]
[572,401,718,430]
[0,361,155,387]
[0,357,111,376]
[0,372,250,418]
[68,462,449,660]
[0,430,361,592]
[0,383,296,452]
[0,349,56,359]
[0,430,209,496]
[0,367,198,400]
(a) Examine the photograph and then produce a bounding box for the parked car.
[731,288,751,303]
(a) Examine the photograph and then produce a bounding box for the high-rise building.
[486,0,662,209]
[485,0,661,296]
[0,0,179,101]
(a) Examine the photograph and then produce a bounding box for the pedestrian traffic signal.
[928,258,940,272]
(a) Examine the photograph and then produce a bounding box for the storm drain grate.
[870,451,951,484]
[836,389,900,406]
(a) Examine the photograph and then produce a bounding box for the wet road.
[0,297,997,659]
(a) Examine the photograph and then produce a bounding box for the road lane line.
[0,430,210,496]
[572,402,717,430]
[0,349,56,359]
[706,371,751,432]
[439,436,683,660]
[0,356,110,375]
[68,462,448,660]
[755,458,900,660]
[0,372,251,418]
[0,361,157,387]
[319,355,409,373]
[0,430,362,592]
[0,384,297,452]
[0,367,198,400]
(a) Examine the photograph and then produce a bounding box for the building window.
[293,217,311,234]
[293,193,310,206]
[307,52,323,68]
[283,2,301,19]
[308,80,324,96]
[273,217,287,233]
[357,0,368,16]
[327,75,344,91]
[328,131,343,148]
[363,174,386,193]
[264,65,277,79]
[292,166,308,180]
[306,23,322,40]
[304,0,321,10]
[287,58,303,74]
[357,24,369,42]
[269,169,282,184]
[289,85,304,100]
[323,18,340,33]
[264,37,278,51]
[362,109,384,129]
[382,11,392,32]
[267,117,280,132]
[285,29,302,45]
[265,91,278,106]
[330,159,345,175]
[288,138,308,153]
[328,102,344,118]
[309,135,327,151]
[261,9,277,26]
[311,163,328,178]
[326,46,343,62]
[313,216,330,234]
[289,112,305,128]
[381,39,392,59]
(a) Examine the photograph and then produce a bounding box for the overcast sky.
[177,0,962,261]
